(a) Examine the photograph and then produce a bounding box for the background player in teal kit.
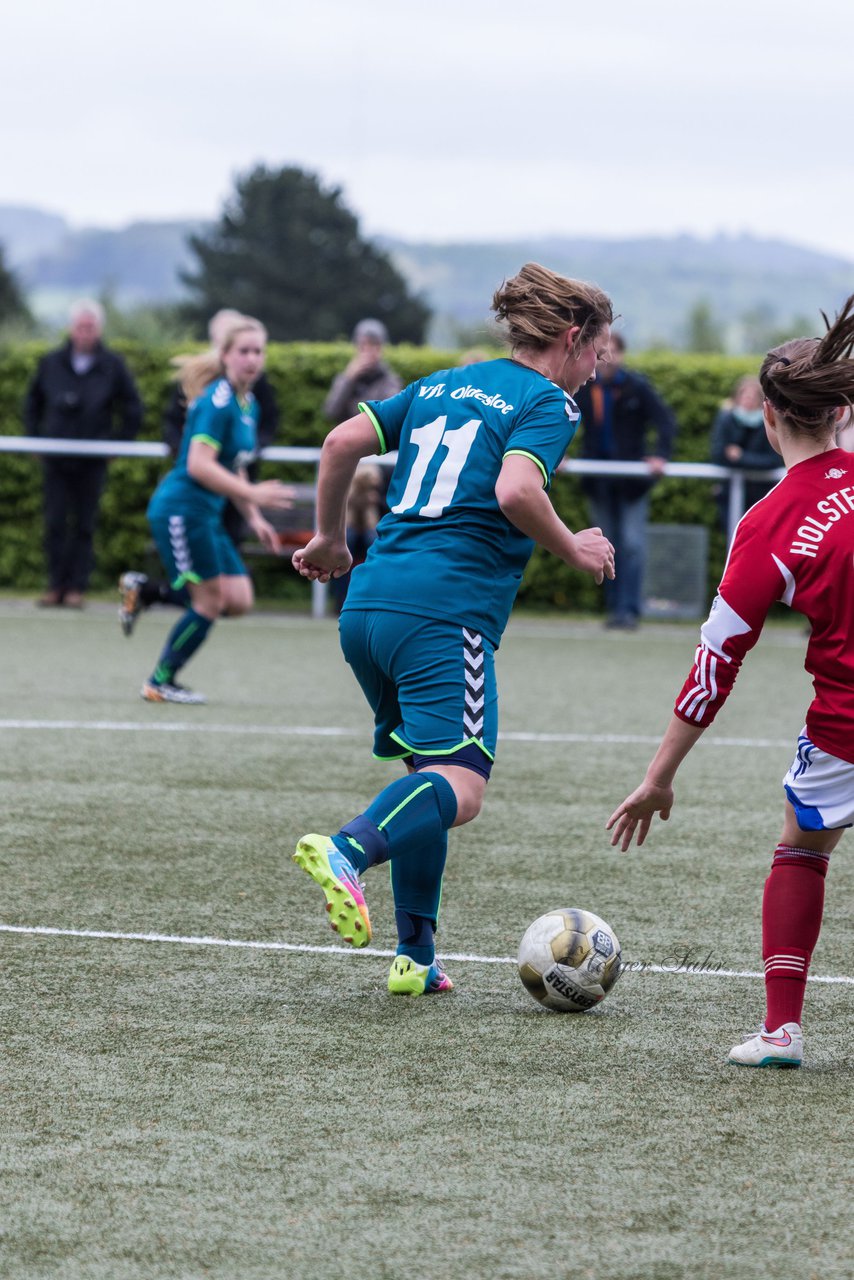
[292,262,616,995]
[139,317,292,704]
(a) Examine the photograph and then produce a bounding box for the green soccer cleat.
[293,834,372,948]
[387,954,454,996]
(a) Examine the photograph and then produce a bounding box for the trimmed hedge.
[522,351,758,613]
[0,342,758,606]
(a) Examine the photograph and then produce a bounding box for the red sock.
[762,844,828,1029]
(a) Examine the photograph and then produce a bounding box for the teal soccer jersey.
[344,358,580,645]
[148,379,259,522]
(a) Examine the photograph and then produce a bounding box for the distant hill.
[0,205,69,264]
[25,220,207,308]
[381,233,854,350]
[0,207,208,318]
[2,204,852,349]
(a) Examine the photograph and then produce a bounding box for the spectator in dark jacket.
[323,318,401,423]
[24,299,142,607]
[323,318,401,526]
[574,333,676,630]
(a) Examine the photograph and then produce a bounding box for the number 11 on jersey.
[391,415,482,518]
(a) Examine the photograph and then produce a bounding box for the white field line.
[0,719,792,749]
[0,923,850,985]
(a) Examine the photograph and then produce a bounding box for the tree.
[96,288,197,345]
[181,165,431,343]
[683,300,724,353]
[0,243,32,329]
[737,306,813,354]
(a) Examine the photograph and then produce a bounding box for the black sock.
[142,580,190,608]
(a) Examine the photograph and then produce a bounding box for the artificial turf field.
[1,600,850,1280]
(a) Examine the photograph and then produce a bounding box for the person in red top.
[607,296,854,1069]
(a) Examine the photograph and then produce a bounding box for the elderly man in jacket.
[25,299,142,608]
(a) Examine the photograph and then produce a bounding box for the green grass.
[0,603,850,1280]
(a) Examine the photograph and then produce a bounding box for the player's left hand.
[250,517,282,555]
[606,781,674,851]
[571,527,616,583]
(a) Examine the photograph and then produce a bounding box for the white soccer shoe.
[140,680,207,705]
[118,570,148,637]
[728,1022,803,1069]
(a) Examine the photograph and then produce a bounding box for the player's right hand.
[605,781,674,852]
[345,352,378,379]
[292,535,352,583]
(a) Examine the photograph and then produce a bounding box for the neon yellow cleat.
[293,834,372,948]
[388,954,453,996]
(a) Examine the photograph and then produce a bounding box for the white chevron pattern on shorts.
[462,628,485,738]
[167,515,193,576]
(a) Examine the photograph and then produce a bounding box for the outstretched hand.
[292,535,352,583]
[253,480,295,510]
[606,780,674,852]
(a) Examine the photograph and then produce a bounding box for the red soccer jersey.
[674,447,854,764]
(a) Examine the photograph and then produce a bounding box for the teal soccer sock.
[391,831,448,966]
[151,608,213,685]
[334,771,458,872]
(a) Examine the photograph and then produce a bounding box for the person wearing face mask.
[710,375,782,526]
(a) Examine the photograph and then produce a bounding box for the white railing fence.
[0,437,783,618]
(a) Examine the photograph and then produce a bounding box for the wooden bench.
[245,481,316,555]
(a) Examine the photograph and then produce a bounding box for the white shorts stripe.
[783,728,854,829]
[167,514,193,576]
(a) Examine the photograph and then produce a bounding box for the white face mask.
[733,406,765,428]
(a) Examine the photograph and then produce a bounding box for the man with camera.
[24,299,143,608]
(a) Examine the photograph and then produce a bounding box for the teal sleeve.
[503,386,580,484]
[362,381,422,452]
[358,402,388,453]
[187,386,231,451]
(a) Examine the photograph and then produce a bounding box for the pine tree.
[684,300,724,353]
[0,243,31,327]
[182,166,430,342]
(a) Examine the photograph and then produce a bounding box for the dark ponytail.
[760,295,854,432]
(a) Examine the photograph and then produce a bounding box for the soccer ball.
[517,908,622,1012]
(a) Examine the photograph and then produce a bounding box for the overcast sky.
[4,0,854,259]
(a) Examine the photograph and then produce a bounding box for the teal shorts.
[149,511,246,587]
[339,608,498,764]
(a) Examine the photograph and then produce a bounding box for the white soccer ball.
[517,908,622,1012]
